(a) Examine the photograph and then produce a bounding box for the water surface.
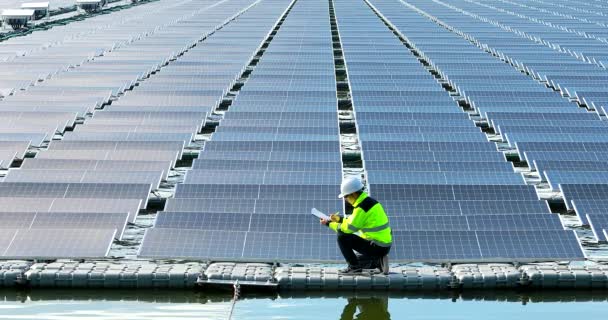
[0,289,607,319]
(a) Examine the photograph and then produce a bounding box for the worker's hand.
[320,219,329,226]
[330,214,341,222]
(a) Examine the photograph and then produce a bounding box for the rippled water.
[0,289,607,320]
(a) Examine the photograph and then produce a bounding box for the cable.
[227,280,240,320]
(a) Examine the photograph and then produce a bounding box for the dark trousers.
[337,231,390,267]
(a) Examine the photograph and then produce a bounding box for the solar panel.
[0,133,47,146]
[560,184,608,210]
[451,185,539,201]
[572,200,608,225]
[390,231,481,261]
[76,124,199,134]
[138,228,247,260]
[366,171,524,185]
[63,132,194,143]
[534,160,608,173]
[359,132,488,142]
[516,142,608,158]
[476,230,585,261]
[361,141,498,152]
[524,151,608,163]
[242,232,339,262]
[20,159,172,179]
[262,171,341,185]
[465,214,563,231]
[0,198,56,213]
[545,171,608,190]
[587,214,608,242]
[0,212,37,228]
[362,151,506,162]
[507,133,608,145]
[364,161,512,171]
[36,149,180,163]
[4,170,163,188]
[49,141,185,153]
[0,229,18,255]
[0,198,141,222]
[258,185,340,200]
[389,215,468,231]
[371,184,538,201]
[191,160,341,171]
[184,171,266,185]
[175,184,262,199]
[249,214,335,234]
[458,200,551,215]
[3,229,116,259]
[0,183,152,204]
[253,199,343,214]
[198,151,341,162]
[155,212,251,231]
[203,141,338,152]
[487,111,599,121]
[164,198,252,213]
[29,212,130,239]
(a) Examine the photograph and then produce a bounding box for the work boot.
[379,255,389,275]
[339,265,363,274]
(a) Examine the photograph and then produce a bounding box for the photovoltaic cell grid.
[1,0,595,261]
[2,229,116,259]
[0,212,129,239]
[0,0,288,259]
[376,0,608,207]
[336,0,584,262]
[139,0,348,260]
[587,215,608,242]
[140,228,583,262]
[141,0,587,263]
[155,212,563,232]
[572,200,608,225]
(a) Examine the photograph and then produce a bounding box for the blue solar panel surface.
[0,0,596,262]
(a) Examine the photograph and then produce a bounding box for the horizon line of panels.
[138,0,349,261]
[370,0,607,245]
[0,0,282,259]
[333,0,585,262]
[429,0,608,114]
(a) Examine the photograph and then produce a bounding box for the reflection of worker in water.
[340,297,391,320]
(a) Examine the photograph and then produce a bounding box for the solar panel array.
[332,0,583,262]
[139,0,346,261]
[0,0,281,258]
[1,0,599,260]
[365,0,607,242]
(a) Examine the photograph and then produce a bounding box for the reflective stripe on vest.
[347,224,360,232]
[371,239,392,247]
[360,222,390,233]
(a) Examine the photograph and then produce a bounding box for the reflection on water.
[0,289,606,320]
[340,297,390,320]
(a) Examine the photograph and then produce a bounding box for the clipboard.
[311,208,330,220]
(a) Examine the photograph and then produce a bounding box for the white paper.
[311,208,330,220]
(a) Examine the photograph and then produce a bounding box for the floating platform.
[2,261,608,291]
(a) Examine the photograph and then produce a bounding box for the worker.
[320,177,392,274]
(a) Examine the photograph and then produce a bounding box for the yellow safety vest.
[329,192,392,247]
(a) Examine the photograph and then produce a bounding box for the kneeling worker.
[321,177,392,274]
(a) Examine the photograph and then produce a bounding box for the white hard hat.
[338,176,364,198]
